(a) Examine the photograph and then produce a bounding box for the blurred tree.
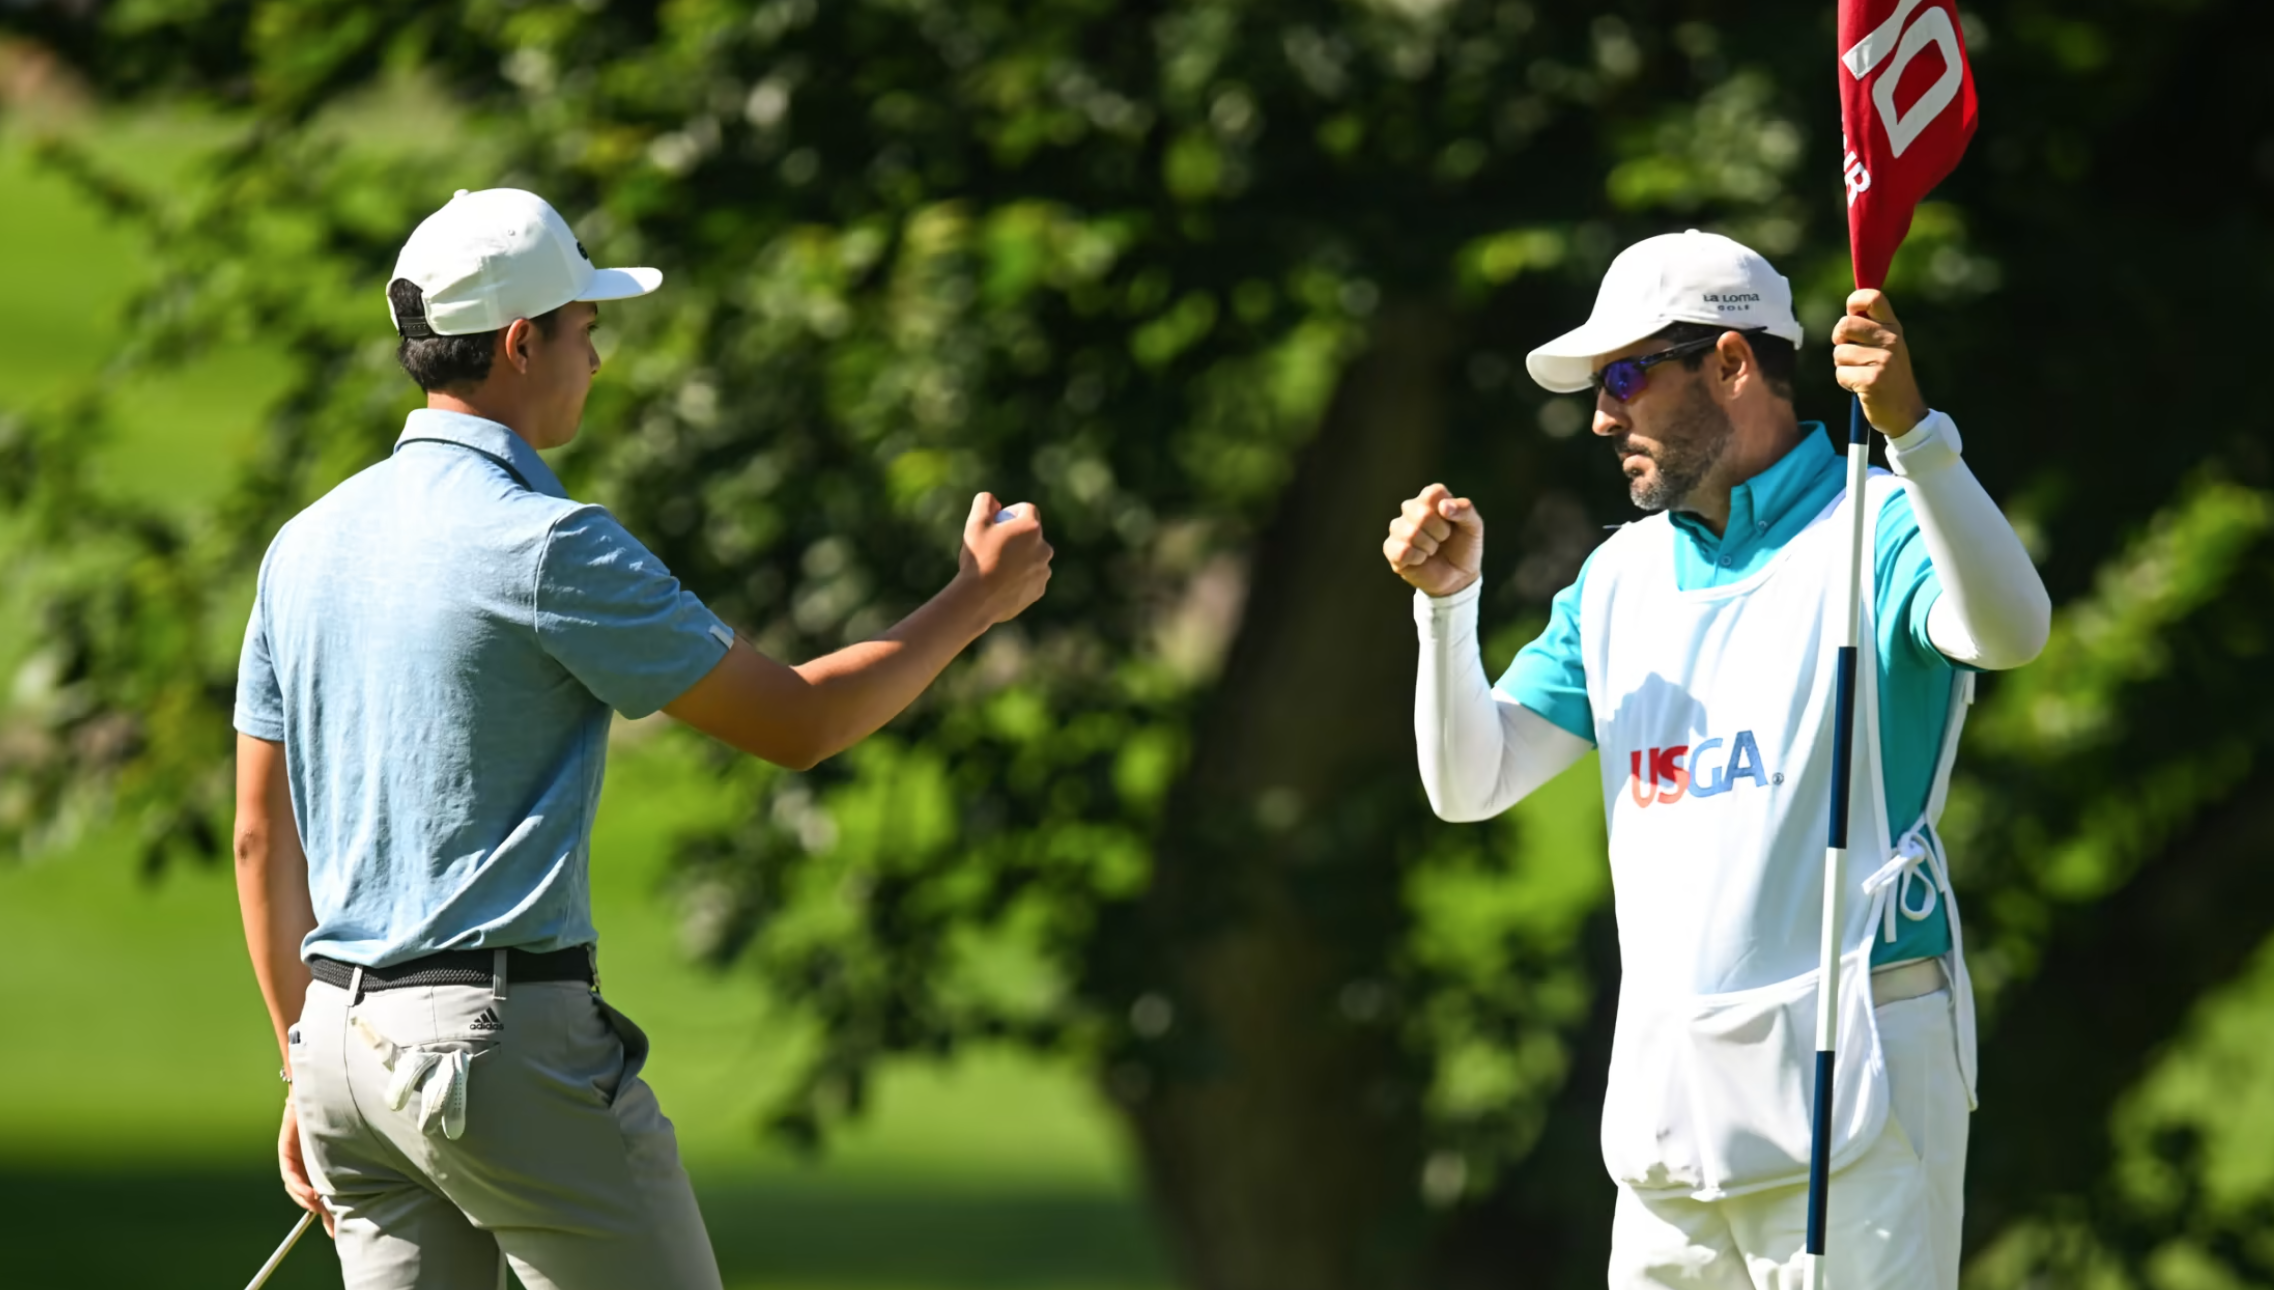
[4,1,2273,1288]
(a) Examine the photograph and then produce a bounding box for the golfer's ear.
[499,319,533,373]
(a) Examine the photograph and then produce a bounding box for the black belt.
[310,946,595,994]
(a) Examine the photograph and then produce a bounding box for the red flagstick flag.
[1838,0,1980,289]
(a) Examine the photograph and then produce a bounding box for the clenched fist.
[959,491,1054,624]
[1831,289,1930,436]
[1383,483,1484,598]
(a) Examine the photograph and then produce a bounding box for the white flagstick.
[1804,399,1873,1290]
[243,1211,317,1290]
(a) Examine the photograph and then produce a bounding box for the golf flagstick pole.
[243,1210,316,1290]
[1815,0,1980,1279]
[1803,395,1874,1290]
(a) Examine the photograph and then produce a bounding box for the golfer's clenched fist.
[1384,483,1484,598]
[959,491,1055,623]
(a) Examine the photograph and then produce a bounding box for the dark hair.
[1652,321,1797,403]
[388,278,562,392]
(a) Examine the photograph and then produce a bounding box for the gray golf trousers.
[288,964,723,1290]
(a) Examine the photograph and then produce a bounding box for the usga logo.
[1627,730,1773,808]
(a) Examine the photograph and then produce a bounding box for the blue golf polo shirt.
[234,410,734,967]
[1498,424,1959,965]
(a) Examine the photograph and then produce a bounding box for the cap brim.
[1524,316,1664,394]
[578,266,663,301]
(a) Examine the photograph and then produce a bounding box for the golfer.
[232,188,1052,1289]
[1383,231,2049,1289]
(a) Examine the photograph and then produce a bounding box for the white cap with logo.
[388,188,662,337]
[1525,229,1802,394]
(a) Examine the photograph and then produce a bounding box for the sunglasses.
[1589,329,1765,402]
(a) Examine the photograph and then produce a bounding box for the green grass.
[0,737,1165,1289]
[0,1168,1164,1290]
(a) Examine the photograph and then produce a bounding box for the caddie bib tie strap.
[1863,827,1944,948]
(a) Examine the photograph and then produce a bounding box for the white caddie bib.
[1579,470,1978,1201]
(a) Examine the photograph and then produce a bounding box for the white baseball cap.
[1525,229,1802,394]
[388,188,662,337]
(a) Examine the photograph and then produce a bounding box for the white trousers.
[1609,987,1969,1290]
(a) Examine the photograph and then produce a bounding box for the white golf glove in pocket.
[351,1013,490,1141]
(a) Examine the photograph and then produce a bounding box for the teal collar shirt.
[1497,425,1959,964]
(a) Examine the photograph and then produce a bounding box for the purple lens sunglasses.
[1590,328,1766,402]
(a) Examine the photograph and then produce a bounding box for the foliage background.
[3,2,2273,1288]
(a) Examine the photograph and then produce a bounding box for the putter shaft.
[243,1210,317,1290]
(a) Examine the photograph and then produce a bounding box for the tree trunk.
[1121,299,1459,1290]
[1425,909,1623,1290]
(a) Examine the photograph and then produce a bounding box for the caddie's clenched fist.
[1831,289,1930,437]
[1383,484,1484,598]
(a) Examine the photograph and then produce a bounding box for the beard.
[1619,380,1734,513]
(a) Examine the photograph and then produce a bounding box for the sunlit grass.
[0,733,1163,1286]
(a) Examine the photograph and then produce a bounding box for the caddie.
[232,188,1053,1289]
[1382,230,2049,1289]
